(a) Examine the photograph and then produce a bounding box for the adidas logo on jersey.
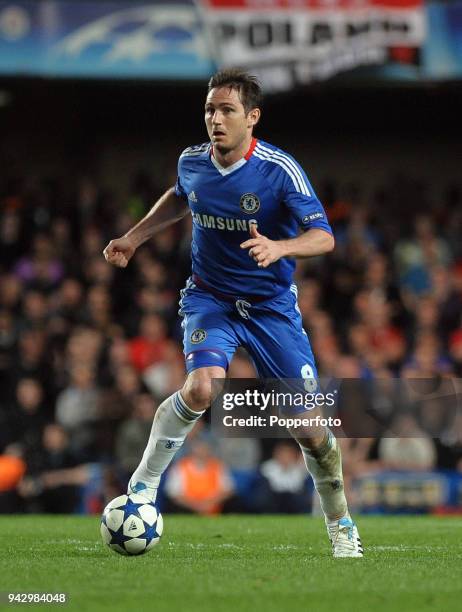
[180,142,210,158]
[188,191,198,203]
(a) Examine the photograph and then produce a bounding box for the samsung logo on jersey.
[192,213,257,232]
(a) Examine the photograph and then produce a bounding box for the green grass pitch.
[0,515,460,612]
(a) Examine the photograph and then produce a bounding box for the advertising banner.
[0,1,461,86]
[202,0,426,89]
[0,0,214,77]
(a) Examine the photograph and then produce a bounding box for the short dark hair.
[207,68,262,114]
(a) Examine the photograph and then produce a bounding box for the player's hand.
[103,236,136,268]
[240,224,285,268]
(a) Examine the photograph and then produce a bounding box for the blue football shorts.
[179,276,318,383]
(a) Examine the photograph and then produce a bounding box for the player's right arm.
[103,187,189,268]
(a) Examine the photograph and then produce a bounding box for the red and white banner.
[200,0,426,89]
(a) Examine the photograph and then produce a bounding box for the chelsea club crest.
[191,328,207,344]
[240,193,260,214]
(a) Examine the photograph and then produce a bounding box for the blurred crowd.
[1,165,462,515]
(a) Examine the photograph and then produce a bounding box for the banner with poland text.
[200,0,426,90]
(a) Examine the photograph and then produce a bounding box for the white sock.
[299,430,349,523]
[129,391,205,502]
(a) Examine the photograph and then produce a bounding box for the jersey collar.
[210,137,257,176]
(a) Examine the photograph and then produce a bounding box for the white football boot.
[327,516,364,558]
[127,479,158,503]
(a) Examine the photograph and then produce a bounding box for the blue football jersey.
[175,138,332,299]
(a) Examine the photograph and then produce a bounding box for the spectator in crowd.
[436,411,462,471]
[402,331,453,378]
[164,439,234,515]
[123,286,169,339]
[49,278,84,324]
[0,274,23,312]
[115,393,157,480]
[128,313,176,373]
[65,326,104,374]
[84,257,115,288]
[81,285,114,334]
[253,442,311,514]
[19,290,49,330]
[55,364,100,458]
[95,365,141,460]
[216,437,261,473]
[351,290,406,370]
[0,443,27,512]
[378,414,437,471]
[0,210,23,267]
[0,309,18,397]
[449,328,462,375]
[430,266,461,343]
[338,438,383,511]
[18,423,87,513]
[13,234,65,291]
[13,329,53,407]
[142,342,185,399]
[295,278,322,325]
[394,215,452,302]
[9,378,48,460]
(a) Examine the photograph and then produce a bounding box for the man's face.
[205,86,257,154]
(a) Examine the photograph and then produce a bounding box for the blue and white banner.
[0,0,214,78]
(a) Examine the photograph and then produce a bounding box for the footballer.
[103,69,363,558]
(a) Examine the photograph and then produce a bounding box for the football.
[100,494,163,556]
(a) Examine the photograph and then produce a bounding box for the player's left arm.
[279,226,335,258]
[241,224,334,268]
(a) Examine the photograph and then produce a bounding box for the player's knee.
[182,367,224,410]
[287,408,327,447]
[184,378,212,408]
